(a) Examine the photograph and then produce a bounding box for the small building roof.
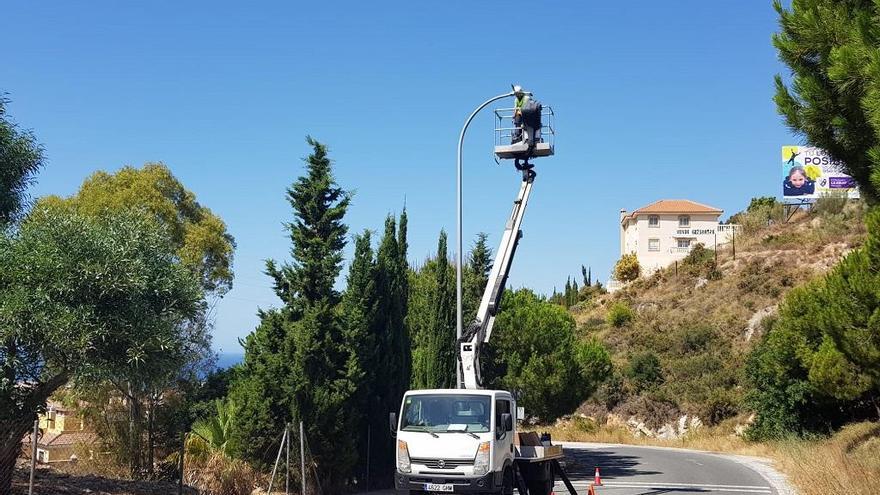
[37,431,98,447]
[622,199,722,224]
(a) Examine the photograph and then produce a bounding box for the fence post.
[300,421,306,495]
[268,427,288,494]
[365,424,371,490]
[285,423,290,495]
[28,419,38,495]
[178,432,185,495]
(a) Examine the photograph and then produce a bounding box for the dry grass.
[539,420,880,495]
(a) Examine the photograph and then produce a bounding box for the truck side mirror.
[501,413,513,432]
[389,412,397,437]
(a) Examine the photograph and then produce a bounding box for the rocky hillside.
[568,198,867,435]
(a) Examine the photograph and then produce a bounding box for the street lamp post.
[456,91,515,389]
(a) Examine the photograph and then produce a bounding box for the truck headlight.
[397,439,411,473]
[473,441,490,475]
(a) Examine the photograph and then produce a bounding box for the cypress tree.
[230,137,359,489]
[464,232,492,320]
[426,230,455,388]
[371,213,411,485]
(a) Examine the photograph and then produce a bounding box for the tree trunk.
[128,383,143,479]
[0,419,34,494]
[147,398,154,476]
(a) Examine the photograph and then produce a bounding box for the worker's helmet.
[512,84,524,95]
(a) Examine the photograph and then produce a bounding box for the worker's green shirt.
[515,94,528,110]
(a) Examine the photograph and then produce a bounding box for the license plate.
[424,483,454,492]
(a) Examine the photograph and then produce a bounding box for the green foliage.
[746,207,880,439]
[772,0,880,204]
[613,253,640,282]
[681,243,720,279]
[0,97,44,225]
[627,352,664,393]
[0,207,201,490]
[606,302,635,327]
[410,231,455,389]
[39,163,235,294]
[484,289,609,421]
[230,138,363,489]
[748,196,779,213]
[189,399,237,458]
[813,191,849,216]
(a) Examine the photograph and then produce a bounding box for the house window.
[679,215,690,227]
[648,215,659,227]
[648,239,660,252]
[677,239,691,248]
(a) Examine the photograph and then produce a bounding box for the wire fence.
[3,416,327,495]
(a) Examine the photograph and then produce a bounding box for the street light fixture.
[455,90,516,388]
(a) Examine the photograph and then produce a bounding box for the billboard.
[782,146,859,200]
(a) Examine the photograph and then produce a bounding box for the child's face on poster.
[790,172,806,188]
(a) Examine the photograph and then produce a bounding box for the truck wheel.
[502,466,514,495]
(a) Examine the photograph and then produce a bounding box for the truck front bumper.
[395,471,500,493]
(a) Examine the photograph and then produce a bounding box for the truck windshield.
[401,394,491,433]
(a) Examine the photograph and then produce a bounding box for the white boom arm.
[459,174,535,389]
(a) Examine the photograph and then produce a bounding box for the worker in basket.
[511,85,542,171]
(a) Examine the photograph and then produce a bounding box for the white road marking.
[557,480,772,493]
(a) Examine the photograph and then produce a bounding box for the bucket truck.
[390,97,576,495]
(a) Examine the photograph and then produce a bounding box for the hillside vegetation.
[570,198,868,429]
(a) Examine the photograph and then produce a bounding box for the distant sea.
[216,352,244,370]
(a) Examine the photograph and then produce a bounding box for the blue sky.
[3,1,796,353]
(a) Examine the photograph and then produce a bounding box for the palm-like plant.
[189,399,236,458]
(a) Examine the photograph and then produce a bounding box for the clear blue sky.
[3,1,796,353]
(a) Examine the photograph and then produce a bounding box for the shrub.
[627,352,664,392]
[485,289,607,421]
[699,389,739,426]
[813,191,848,216]
[606,302,634,327]
[613,253,640,282]
[185,452,260,495]
[746,208,880,439]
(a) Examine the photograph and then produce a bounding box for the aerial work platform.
[493,106,555,162]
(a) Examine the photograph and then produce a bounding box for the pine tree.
[773,0,880,203]
[230,137,359,489]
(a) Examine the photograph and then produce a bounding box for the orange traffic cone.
[594,466,603,486]
[587,484,596,495]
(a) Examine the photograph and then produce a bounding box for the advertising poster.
[781,146,859,199]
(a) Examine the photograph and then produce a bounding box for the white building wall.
[622,213,729,274]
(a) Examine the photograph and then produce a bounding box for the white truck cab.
[392,389,517,494]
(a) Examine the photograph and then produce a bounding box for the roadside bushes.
[746,208,880,439]
[606,302,634,327]
[484,289,612,421]
[613,253,640,282]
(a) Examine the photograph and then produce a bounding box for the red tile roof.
[622,199,722,223]
[24,430,97,447]
[634,199,722,214]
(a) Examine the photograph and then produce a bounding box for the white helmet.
[512,84,524,95]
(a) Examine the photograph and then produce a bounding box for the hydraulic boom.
[459,170,536,389]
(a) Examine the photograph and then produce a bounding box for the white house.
[618,199,739,276]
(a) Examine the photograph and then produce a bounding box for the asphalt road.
[552,442,792,495]
[369,441,793,495]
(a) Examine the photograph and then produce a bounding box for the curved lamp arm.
[456,91,515,389]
